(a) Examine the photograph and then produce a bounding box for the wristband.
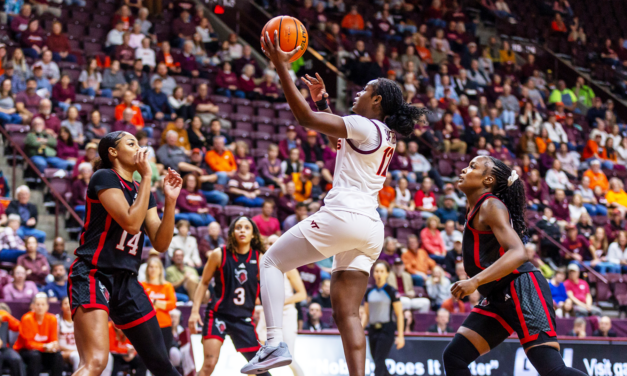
[315,98,329,111]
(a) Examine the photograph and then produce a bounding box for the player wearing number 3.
[242,32,428,375]
[188,216,268,376]
[68,131,183,376]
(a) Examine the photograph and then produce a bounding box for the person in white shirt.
[58,297,80,371]
[568,193,588,224]
[440,220,463,252]
[32,50,60,85]
[543,113,568,143]
[556,142,580,177]
[407,141,444,189]
[617,137,627,166]
[589,120,608,146]
[467,59,490,87]
[105,21,125,51]
[545,159,574,191]
[129,22,145,49]
[135,37,156,70]
[167,220,201,269]
[607,231,627,274]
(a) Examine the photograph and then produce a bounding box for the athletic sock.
[261,255,286,347]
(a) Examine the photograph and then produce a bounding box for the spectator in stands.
[200,222,225,261]
[105,21,126,55]
[0,78,23,125]
[379,237,399,266]
[388,257,430,313]
[43,21,74,63]
[185,149,228,207]
[32,65,51,98]
[563,224,592,266]
[169,86,195,122]
[606,178,627,216]
[35,99,60,136]
[252,200,281,238]
[114,33,135,70]
[257,144,285,188]
[312,279,331,309]
[101,60,128,99]
[586,97,606,125]
[172,9,195,48]
[593,316,617,337]
[70,162,90,220]
[421,216,447,263]
[112,107,138,135]
[4,264,38,301]
[108,321,146,376]
[425,266,451,309]
[28,113,74,166]
[9,4,31,37]
[568,193,587,224]
[41,263,66,302]
[165,249,199,301]
[549,268,568,315]
[427,308,453,334]
[145,78,175,121]
[435,196,459,225]
[215,61,243,98]
[564,263,603,316]
[340,5,369,37]
[56,127,79,169]
[79,58,111,98]
[17,236,48,286]
[15,79,41,116]
[389,177,412,220]
[550,189,570,225]
[60,107,84,146]
[601,39,620,66]
[546,160,574,192]
[228,159,263,207]
[605,209,625,244]
[401,235,435,287]
[84,111,108,143]
[156,130,199,174]
[196,86,226,130]
[608,230,627,273]
[0,214,26,262]
[20,19,45,59]
[168,219,201,270]
[566,317,587,337]
[57,297,79,372]
[283,201,309,231]
[536,207,562,265]
[46,237,72,271]
[584,160,609,192]
[51,74,78,114]
[389,140,414,182]
[302,303,329,332]
[185,117,207,151]
[549,80,577,112]
[15,293,62,376]
[33,50,59,88]
[175,173,215,227]
[414,178,437,218]
[111,4,134,31]
[115,90,145,128]
[205,135,237,185]
[279,125,303,161]
[572,77,595,110]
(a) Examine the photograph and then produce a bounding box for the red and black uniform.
[461,193,557,349]
[203,246,261,353]
[68,169,157,328]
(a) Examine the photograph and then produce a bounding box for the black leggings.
[161,326,174,350]
[122,315,180,376]
[368,323,396,376]
[19,350,62,376]
[0,348,24,376]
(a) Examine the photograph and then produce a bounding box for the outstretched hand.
[301,73,328,102]
[163,168,183,201]
[260,30,301,68]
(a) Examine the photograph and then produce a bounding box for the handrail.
[532,225,608,284]
[0,126,84,235]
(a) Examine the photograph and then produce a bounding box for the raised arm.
[451,198,529,299]
[262,31,348,139]
[301,73,338,146]
[144,168,182,253]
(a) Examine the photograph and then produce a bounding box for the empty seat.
[256,124,275,133]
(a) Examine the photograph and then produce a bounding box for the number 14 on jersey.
[116,231,141,256]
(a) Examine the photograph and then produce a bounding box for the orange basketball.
[261,16,308,63]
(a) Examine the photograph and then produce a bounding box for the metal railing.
[532,225,608,284]
[0,126,84,237]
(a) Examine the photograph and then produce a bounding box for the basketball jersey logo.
[99,281,110,303]
[235,269,248,285]
[311,220,320,229]
[215,318,227,333]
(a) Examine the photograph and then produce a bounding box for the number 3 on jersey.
[376,147,394,176]
[233,287,245,305]
[116,231,141,256]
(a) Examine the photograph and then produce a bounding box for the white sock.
[266,327,283,347]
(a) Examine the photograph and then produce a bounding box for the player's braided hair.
[226,216,266,254]
[371,78,429,137]
[94,131,126,171]
[487,157,529,243]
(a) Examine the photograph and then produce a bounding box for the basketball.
[261,16,308,63]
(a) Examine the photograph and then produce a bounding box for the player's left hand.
[261,30,301,67]
[163,168,183,200]
[451,278,479,299]
[301,73,328,102]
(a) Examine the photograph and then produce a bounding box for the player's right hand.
[134,147,152,179]
[301,73,328,102]
[188,312,203,334]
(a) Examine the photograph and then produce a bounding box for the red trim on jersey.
[67,259,78,309]
[240,250,261,353]
[204,335,225,342]
[245,249,253,263]
[238,345,261,352]
[80,197,98,246]
[529,272,557,337]
[471,229,485,271]
[203,311,224,342]
[471,307,514,334]
[112,169,132,190]
[213,247,228,312]
[467,193,492,221]
[91,215,112,266]
[115,310,156,330]
[89,269,97,304]
[511,279,531,341]
[345,119,383,155]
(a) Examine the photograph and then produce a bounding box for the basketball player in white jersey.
[242,32,428,375]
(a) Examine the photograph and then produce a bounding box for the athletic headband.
[507,170,519,187]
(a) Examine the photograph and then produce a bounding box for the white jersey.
[324,115,397,219]
[57,314,77,351]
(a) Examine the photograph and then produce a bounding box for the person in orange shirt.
[582,133,603,161]
[292,168,313,203]
[0,303,23,376]
[160,117,191,150]
[108,322,147,376]
[400,235,436,288]
[205,135,237,184]
[141,258,180,366]
[341,5,371,37]
[377,174,396,220]
[583,160,609,192]
[114,90,145,128]
[601,137,618,164]
[14,293,63,376]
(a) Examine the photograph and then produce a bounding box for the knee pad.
[443,334,480,374]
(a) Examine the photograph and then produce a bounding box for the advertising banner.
[191,334,627,376]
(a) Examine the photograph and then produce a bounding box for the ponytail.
[488,157,529,243]
[95,131,126,171]
[371,78,429,137]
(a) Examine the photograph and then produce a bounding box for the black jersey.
[209,246,260,318]
[74,169,157,273]
[462,193,535,297]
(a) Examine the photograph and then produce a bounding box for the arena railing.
[0,126,84,237]
[532,225,608,284]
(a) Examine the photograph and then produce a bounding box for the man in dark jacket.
[302,303,331,332]
[145,78,175,121]
[6,185,46,243]
[427,308,454,334]
[593,316,618,337]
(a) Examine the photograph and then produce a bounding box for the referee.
[362,261,405,376]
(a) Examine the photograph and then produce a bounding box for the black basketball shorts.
[461,271,557,349]
[203,309,261,353]
[68,259,156,329]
